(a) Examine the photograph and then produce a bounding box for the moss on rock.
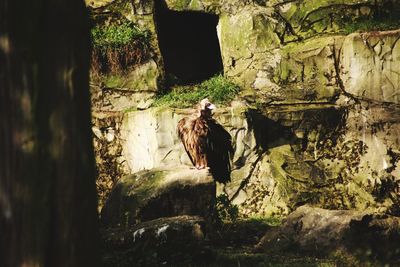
[100,167,215,226]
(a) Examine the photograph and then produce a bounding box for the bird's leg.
[196,158,208,170]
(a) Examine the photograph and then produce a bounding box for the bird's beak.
[208,104,216,110]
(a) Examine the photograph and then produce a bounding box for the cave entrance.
[155,0,223,85]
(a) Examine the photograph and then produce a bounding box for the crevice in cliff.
[332,42,360,104]
[154,0,223,85]
[229,152,264,202]
[299,3,375,29]
[273,10,302,44]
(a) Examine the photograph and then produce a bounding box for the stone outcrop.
[119,104,251,172]
[91,60,159,112]
[341,30,400,104]
[255,205,400,264]
[88,0,400,219]
[114,101,400,218]
[87,1,400,265]
[158,0,400,104]
[102,215,208,266]
[101,167,215,226]
[86,0,400,105]
[222,24,400,104]
[88,0,164,112]
[255,206,368,252]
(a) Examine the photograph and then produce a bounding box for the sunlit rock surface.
[88,1,400,265]
[116,102,400,218]
[341,30,400,104]
[120,105,251,172]
[89,0,400,219]
[87,0,400,105]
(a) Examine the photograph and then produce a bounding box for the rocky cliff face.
[115,101,400,217]
[160,0,400,104]
[88,0,400,218]
[87,0,400,105]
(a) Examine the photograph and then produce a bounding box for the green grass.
[153,75,240,108]
[91,22,149,49]
[343,18,400,34]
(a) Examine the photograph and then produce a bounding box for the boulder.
[255,205,400,264]
[101,215,211,266]
[255,205,368,252]
[100,167,215,226]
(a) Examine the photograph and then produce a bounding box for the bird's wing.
[177,117,195,166]
[205,119,234,184]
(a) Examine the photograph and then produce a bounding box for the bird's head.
[199,98,216,117]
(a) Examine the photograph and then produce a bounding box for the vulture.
[177,98,234,184]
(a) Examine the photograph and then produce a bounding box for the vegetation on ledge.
[91,21,149,48]
[153,75,240,108]
[91,21,151,74]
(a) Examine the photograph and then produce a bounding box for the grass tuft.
[91,21,149,49]
[153,75,240,108]
[90,22,151,75]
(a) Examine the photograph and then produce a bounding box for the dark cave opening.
[155,1,223,85]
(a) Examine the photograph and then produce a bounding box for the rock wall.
[116,101,400,217]
[341,30,400,104]
[87,0,400,218]
[158,0,400,103]
[92,111,128,209]
[88,0,164,112]
[87,0,400,106]
[120,104,252,172]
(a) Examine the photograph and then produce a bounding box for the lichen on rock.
[89,0,400,226]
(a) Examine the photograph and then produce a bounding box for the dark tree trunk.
[0,1,99,266]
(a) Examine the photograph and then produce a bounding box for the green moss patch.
[153,75,240,108]
[343,18,400,34]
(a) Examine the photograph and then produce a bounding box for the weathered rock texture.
[155,0,400,104]
[255,206,367,252]
[87,0,400,106]
[88,0,163,112]
[101,167,215,226]
[92,111,128,210]
[87,0,400,219]
[119,105,251,172]
[255,206,400,264]
[341,30,400,104]
[116,101,400,218]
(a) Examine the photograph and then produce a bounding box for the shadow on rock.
[255,205,400,266]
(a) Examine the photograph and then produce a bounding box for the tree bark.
[0,1,99,266]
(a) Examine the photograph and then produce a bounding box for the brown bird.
[177,98,234,184]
